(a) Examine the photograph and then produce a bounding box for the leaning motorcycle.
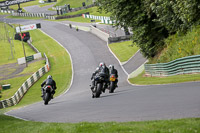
[109,74,117,93]
[42,85,53,105]
[92,72,107,98]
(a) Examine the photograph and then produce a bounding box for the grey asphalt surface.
[1,16,200,123]
[123,50,147,74]
[60,20,126,37]
[24,4,57,15]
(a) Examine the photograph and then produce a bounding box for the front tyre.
[95,83,103,98]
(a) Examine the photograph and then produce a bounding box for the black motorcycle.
[109,74,117,93]
[92,72,107,98]
[42,85,53,105]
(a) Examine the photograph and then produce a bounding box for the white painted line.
[107,42,129,76]
[122,49,141,66]
[107,42,148,87]
[39,29,74,96]
[4,112,29,121]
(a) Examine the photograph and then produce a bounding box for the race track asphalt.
[1,16,200,123]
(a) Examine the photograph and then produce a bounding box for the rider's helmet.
[99,62,105,67]
[109,65,114,70]
[47,75,52,79]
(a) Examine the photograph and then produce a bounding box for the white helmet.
[99,62,105,67]
[109,65,114,69]
[47,75,52,79]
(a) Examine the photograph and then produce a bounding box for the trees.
[97,0,200,58]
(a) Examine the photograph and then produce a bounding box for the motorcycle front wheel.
[95,83,103,98]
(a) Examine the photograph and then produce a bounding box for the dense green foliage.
[97,0,200,58]
[151,26,200,63]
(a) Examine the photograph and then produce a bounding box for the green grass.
[129,71,200,85]
[0,60,44,100]
[9,0,40,11]
[63,16,100,23]
[9,29,72,107]
[7,15,42,20]
[0,24,72,106]
[0,23,45,100]
[150,25,200,64]
[55,0,93,8]
[109,41,139,63]
[60,6,111,17]
[0,22,36,65]
[54,6,110,23]
[0,114,199,133]
[39,2,56,7]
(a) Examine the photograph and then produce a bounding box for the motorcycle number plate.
[110,77,115,81]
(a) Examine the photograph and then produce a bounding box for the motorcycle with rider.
[41,75,56,105]
[90,62,118,98]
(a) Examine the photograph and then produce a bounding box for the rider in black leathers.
[41,75,57,98]
[108,65,118,87]
[90,62,109,92]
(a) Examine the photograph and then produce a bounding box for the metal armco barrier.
[145,55,200,77]
[108,35,131,44]
[82,14,116,24]
[12,12,56,20]
[0,53,50,109]
[0,10,14,14]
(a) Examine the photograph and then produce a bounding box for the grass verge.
[0,27,72,108]
[0,60,45,100]
[109,41,139,63]
[62,16,100,23]
[55,0,93,8]
[62,7,110,17]
[0,22,36,65]
[9,29,72,108]
[129,71,200,85]
[0,114,199,133]
[6,15,42,20]
[150,25,200,64]
[55,6,111,23]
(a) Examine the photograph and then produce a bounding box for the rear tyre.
[109,82,115,93]
[44,92,50,105]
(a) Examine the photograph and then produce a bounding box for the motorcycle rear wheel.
[109,81,115,93]
[44,92,50,105]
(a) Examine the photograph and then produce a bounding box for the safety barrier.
[82,14,110,20]
[90,25,109,42]
[101,19,115,25]
[52,4,95,13]
[82,14,115,24]
[144,55,200,77]
[108,35,131,44]
[27,39,39,53]
[0,53,50,109]
[0,10,14,14]
[12,12,56,20]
